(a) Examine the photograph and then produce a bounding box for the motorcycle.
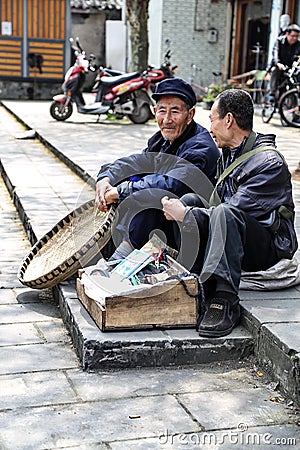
[50,37,155,124]
[88,48,178,122]
[50,38,178,124]
[146,49,178,91]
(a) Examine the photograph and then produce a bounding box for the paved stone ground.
[0,100,299,448]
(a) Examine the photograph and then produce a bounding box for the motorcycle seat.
[100,71,141,86]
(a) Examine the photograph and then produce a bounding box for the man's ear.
[226,112,233,125]
[188,107,196,123]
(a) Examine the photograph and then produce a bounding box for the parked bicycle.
[261,56,300,125]
[189,64,223,103]
[278,57,300,128]
[278,85,300,127]
[189,64,207,101]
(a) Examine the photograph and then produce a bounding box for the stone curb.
[54,281,253,370]
[1,101,95,189]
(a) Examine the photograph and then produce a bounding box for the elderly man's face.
[154,95,195,144]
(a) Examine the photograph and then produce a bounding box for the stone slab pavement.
[1,177,298,448]
[0,99,299,448]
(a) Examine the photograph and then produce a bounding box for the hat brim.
[152,92,192,106]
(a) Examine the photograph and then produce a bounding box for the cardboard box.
[76,257,198,331]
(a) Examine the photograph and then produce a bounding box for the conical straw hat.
[18,200,116,289]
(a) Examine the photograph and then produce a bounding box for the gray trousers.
[178,195,279,296]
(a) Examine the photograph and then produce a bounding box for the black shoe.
[198,297,241,337]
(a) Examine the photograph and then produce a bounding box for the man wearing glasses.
[269,23,300,103]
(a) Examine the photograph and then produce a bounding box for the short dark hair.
[216,89,254,131]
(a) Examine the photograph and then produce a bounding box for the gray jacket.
[215,132,297,259]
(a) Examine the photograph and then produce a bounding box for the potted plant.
[202,82,232,109]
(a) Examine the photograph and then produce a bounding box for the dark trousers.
[178,194,280,296]
[270,66,285,97]
[128,209,178,250]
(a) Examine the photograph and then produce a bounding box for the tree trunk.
[126,0,150,72]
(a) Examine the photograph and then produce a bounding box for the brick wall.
[160,0,228,89]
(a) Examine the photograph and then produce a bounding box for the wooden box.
[76,261,198,331]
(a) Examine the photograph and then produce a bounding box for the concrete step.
[0,104,94,243]
[241,289,300,404]
[55,279,253,370]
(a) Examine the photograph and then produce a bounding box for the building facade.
[0,0,299,99]
[0,0,121,99]
[0,0,71,99]
[150,0,300,88]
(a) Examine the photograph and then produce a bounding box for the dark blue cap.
[152,78,196,108]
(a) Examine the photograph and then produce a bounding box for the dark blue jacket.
[96,121,220,208]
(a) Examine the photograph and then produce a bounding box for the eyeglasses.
[289,33,299,38]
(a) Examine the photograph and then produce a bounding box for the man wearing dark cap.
[95,77,220,260]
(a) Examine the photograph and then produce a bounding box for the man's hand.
[161,196,186,222]
[104,187,118,206]
[95,177,118,212]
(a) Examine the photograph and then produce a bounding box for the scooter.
[147,49,178,91]
[50,38,155,124]
[89,49,178,123]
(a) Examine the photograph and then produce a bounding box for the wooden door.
[0,0,23,77]
[0,0,68,80]
[232,0,271,76]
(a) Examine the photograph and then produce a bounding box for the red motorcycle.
[50,38,177,124]
[90,70,155,123]
[50,38,152,123]
[90,49,178,123]
[147,49,178,91]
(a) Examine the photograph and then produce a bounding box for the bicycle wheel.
[261,103,275,123]
[279,88,300,128]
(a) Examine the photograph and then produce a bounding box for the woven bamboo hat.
[18,200,116,289]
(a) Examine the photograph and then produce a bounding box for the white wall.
[148,0,163,67]
[106,20,127,71]
[267,0,283,65]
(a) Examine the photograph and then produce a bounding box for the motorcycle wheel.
[50,101,73,121]
[128,104,153,124]
[278,89,300,128]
